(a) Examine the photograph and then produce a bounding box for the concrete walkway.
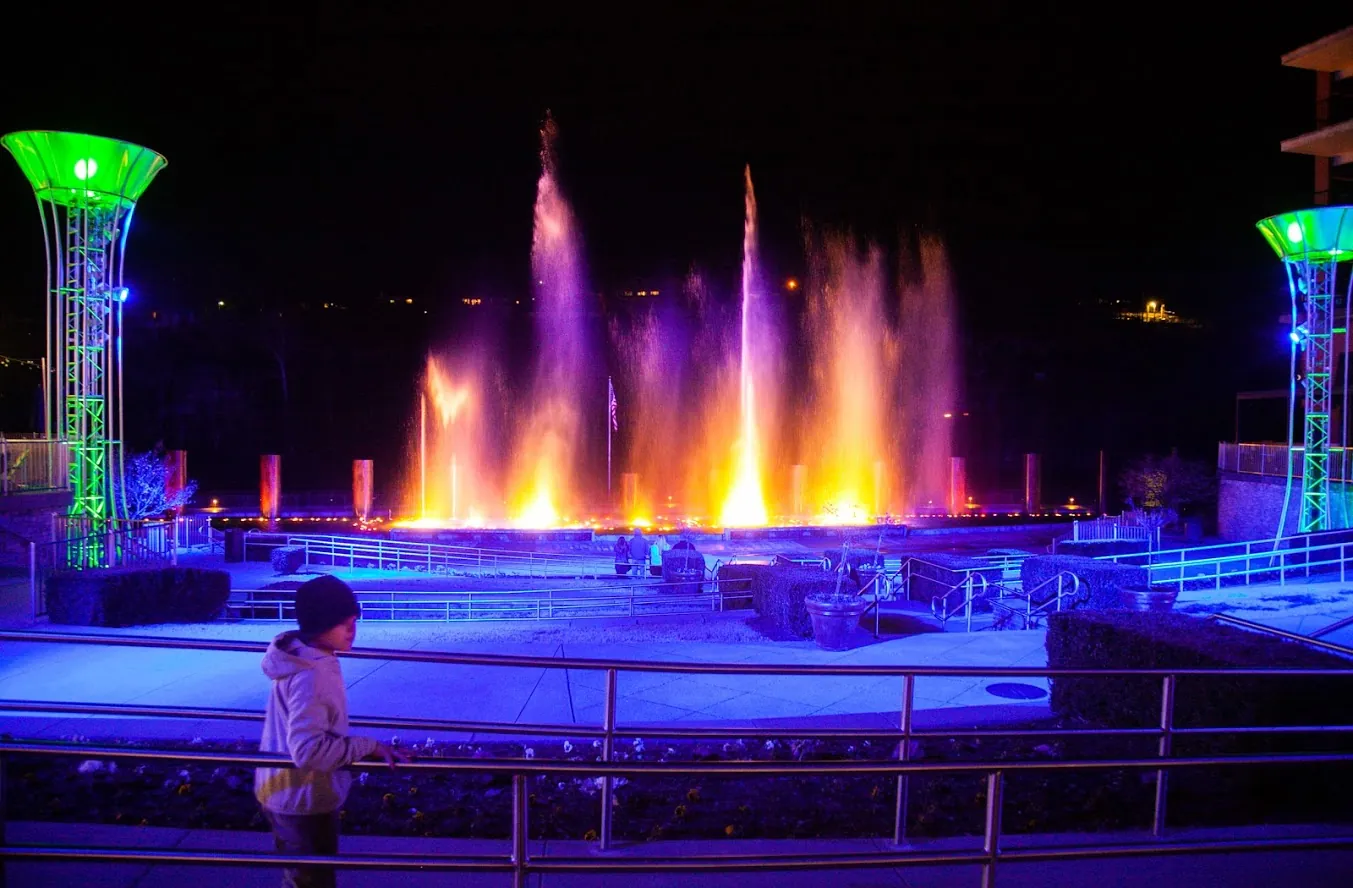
[0,623,1051,743]
[1174,578,1353,651]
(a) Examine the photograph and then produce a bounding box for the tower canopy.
[1256,207,1353,263]
[1,130,166,210]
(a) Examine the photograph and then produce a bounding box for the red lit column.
[949,457,967,516]
[260,455,281,526]
[1024,453,1041,514]
[166,450,188,515]
[353,459,373,522]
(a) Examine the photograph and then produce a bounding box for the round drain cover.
[985,682,1047,700]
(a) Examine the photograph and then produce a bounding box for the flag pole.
[607,376,613,499]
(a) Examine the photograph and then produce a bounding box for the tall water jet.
[720,167,770,526]
[508,114,591,526]
[800,230,897,523]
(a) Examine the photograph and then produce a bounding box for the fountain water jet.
[720,167,771,527]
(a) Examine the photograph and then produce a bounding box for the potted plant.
[1120,583,1179,612]
[804,589,869,650]
[805,543,869,650]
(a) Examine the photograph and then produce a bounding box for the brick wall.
[1217,475,1353,540]
[0,491,68,568]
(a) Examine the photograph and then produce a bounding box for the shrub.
[1054,540,1150,557]
[271,545,306,575]
[1020,555,1146,610]
[1046,610,1353,727]
[1045,610,1353,827]
[718,563,848,637]
[47,567,231,626]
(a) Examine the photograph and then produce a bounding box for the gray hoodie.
[253,630,381,814]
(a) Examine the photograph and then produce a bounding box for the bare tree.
[122,448,198,520]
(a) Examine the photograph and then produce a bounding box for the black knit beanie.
[295,574,361,636]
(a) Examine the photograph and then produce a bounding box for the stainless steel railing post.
[600,668,618,851]
[1152,674,1177,837]
[893,673,915,845]
[980,770,1004,888]
[511,772,529,888]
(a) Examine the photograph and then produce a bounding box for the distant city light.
[217,300,225,307]
[786,278,799,291]
[462,298,483,306]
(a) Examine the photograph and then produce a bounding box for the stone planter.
[804,594,869,650]
[1120,585,1179,612]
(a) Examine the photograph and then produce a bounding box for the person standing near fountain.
[614,535,631,575]
[629,528,649,575]
[255,575,408,887]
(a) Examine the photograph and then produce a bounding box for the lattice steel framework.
[1258,207,1353,532]
[2,131,167,546]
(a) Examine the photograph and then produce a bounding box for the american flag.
[608,377,618,430]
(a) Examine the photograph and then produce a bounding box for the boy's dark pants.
[265,810,340,888]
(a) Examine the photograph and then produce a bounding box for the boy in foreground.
[254,574,408,887]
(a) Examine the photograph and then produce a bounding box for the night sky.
[0,9,1348,496]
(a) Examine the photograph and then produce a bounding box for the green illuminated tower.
[1257,207,1353,532]
[2,131,167,541]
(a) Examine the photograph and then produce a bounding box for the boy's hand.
[369,742,412,771]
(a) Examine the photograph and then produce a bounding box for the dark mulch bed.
[3,723,1347,841]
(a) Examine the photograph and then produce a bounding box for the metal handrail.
[989,570,1081,630]
[1096,532,1353,593]
[3,741,1353,882]
[226,576,753,622]
[2,628,1353,882]
[927,572,991,632]
[1207,614,1353,658]
[1104,526,1353,562]
[1312,612,1353,640]
[6,630,1352,678]
[278,532,603,561]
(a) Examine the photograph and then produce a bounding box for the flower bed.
[7,721,1348,841]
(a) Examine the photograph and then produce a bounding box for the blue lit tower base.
[1258,208,1353,533]
[2,131,167,558]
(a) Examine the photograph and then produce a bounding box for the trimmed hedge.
[270,546,305,575]
[1020,555,1146,610]
[1046,610,1353,728]
[47,567,231,626]
[1045,610,1353,827]
[1054,540,1150,557]
[716,563,851,636]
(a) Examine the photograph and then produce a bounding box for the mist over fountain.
[406,121,957,530]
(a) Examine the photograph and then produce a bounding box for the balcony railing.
[1218,441,1353,482]
[0,435,69,494]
